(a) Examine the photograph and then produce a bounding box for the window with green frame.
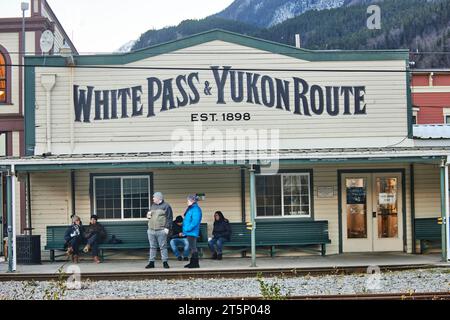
[256,173,311,218]
[93,175,150,220]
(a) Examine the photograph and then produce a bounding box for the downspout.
[41,74,56,154]
[27,173,32,235]
[69,67,74,154]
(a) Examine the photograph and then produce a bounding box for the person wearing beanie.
[146,192,173,269]
[182,194,202,268]
[169,215,189,261]
[83,214,107,263]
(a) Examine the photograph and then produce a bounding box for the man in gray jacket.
[146,192,173,269]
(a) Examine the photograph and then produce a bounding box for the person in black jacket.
[169,215,190,261]
[83,215,107,263]
[64,215,83,263]
[208,211,231,260]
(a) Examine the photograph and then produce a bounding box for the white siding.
[30,171,70,248]
[29,162,420,256]
[34,40,409,155]
[413,163,441,219]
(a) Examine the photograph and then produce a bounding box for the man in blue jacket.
[182,194,202,268]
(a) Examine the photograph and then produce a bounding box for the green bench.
[414,218,442,253]
[205,220,331,256]
[45,221,208,261]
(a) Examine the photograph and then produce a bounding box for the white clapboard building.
[1,30,449,262]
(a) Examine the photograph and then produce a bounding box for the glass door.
[372,174,403,251]
[341,172,403,252]
[342,174,373,252]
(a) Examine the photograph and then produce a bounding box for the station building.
[1,29,448,259]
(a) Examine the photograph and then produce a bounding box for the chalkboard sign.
[346,187,366,204]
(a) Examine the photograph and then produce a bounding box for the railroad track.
[0,263,445,282]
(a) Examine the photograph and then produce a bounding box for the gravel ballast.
[0,268,449,299]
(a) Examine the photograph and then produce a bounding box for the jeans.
[147,229,168,262]
[67,236,82,255]
[208,237,227,254]
[187,236,198,256]
[86,233,99,257]
[169,238,190,258]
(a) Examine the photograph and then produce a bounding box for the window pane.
[123,177,150,219]
[95,178,121,219]
[282,174,311,217]
[256,175,282,217]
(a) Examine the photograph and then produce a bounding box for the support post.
[6,169,15,272]
[445,157,450,261]
[249,166,256,267]
[440,160,447,261]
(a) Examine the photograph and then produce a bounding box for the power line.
[0,63,425,73]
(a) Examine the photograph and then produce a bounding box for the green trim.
[25,29,409,68]
[24,66,35,156]
[406,66,413,138]
[11,156,442,172]
[410,164,416,254]
[337,168,407,254]
[439,164,447,260]
[14,162,247,172]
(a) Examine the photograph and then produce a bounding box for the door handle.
[372,212,377,218]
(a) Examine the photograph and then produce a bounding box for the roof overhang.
[0,147,448,172]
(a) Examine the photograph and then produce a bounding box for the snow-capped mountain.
[115,40,136,53]
[215,0,345,27]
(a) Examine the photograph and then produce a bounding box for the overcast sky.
[1,0,234,53]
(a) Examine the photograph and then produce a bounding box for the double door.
[341,173,403,252]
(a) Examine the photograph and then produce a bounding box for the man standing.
[146,192,173,269]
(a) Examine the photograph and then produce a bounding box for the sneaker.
[177,256,182,261]
[183,257,189,261]
[217,254,222,260]
[163,261,170,269]
[93,256,101,264]
[145,261,155,269]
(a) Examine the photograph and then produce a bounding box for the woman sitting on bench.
[64,215,83,263]
[208,211,232,260]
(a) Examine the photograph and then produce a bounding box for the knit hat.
[153,192,164,201]
[175,215,183,223]
[187,194,199,202]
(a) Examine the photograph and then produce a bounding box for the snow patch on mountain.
[115,40,136,53]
